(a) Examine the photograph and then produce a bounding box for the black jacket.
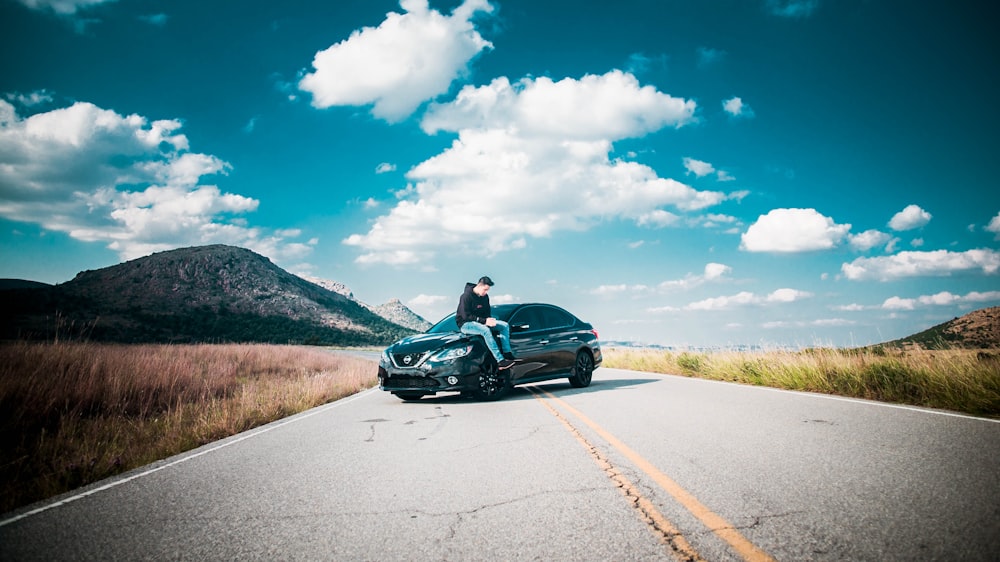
[456,282,490,328]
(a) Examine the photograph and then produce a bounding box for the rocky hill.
[0,245,415,345]
[886,307,1000,349]
[302,276,432,332]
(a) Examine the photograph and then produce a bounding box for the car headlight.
[380,349,392,367]
[430,345,472,363]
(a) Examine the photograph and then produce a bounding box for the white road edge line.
[0,387,379,528]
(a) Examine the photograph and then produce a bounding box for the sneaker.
[498,359,516,370]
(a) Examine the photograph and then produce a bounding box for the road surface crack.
[531,391,705,562]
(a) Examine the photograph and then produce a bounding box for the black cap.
[478,276,494,286]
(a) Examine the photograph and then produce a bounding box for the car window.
[427,313,458,333]
[509,306,544,332]
[540,306,574,330]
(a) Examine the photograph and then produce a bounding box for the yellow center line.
[531,386,776,562]
[528,387,704,561]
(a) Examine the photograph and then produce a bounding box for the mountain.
[0,245,415,345]
[0,279,52,290]
[885,307,1000,349]
[371,299,433,332]
[302,276,432,332]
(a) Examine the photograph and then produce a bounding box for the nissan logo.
[403,355,412,365]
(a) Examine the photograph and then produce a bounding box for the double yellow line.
[528,386,774,562]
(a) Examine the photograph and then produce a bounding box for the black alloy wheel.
[568,351,594,388]
[472,359,509,401]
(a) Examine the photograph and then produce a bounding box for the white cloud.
[740,208,851,252]
[594,263,731,297]
[766,0,820,18]
[346,71,738,265]
[375,162,397,174]
[985,211,1000,239]
[842,249,1000,281]
[637,209,680,228]
[683,157,715,177]
[683,288,811,311]
[422,71,697,140]
[17,0,115,15]
[881,290,1000,310]
[722,96,754,118]
[298,0,494,122]
[888,204,932,231]
[6,91,53,107]
[848,229,895,252]
[0,99,310,262]
[683,157,733,182]
[767,288,812,302]
[408,294,448,307]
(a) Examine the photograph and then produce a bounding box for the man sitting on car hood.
[456,276,517,370]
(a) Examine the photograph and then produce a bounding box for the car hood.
[388,331,468,354]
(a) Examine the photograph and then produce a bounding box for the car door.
[507,306,549,380]
[538,306,579,373]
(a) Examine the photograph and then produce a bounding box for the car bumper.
[377,356,483,396]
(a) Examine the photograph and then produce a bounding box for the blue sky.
[1,0,998,348]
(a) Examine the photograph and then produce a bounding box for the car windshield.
[425,304,519,334]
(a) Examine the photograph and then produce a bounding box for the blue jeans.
[460,320,511,363]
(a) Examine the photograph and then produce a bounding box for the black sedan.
[378,303,602,401]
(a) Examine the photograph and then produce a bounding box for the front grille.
[392,351,429,368]
[383,375,439,389]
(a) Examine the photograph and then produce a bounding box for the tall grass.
[603,347,1000,417]
[0,342,376,514]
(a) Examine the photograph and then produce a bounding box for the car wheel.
[394,392,424,401]
[568,351,594,388]
[471,359,509,401]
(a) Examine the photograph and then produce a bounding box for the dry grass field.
[603,347,1000,418]
[0,342,376,514]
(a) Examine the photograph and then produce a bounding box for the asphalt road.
[2,362,998,561]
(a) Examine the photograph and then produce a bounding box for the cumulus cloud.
[848,229,895,252]
[345,71,739,265]
[16,0,115,15]
[592,263,732,297]
[985,211,1000,239]
[888,204,932,231]
[740,208,851,252]
[375,162,397,174]
[298,0,494,122]
[683,157,715,177]
[722,96,754,118]
[842,249,1000,281]
[681,288,812,311]
[0,98,312,262]
[881,290,1000,310]
[683,157,734,182]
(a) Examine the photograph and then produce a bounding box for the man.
[456,276,517,370]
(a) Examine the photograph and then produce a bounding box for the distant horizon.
[2,1,997,348]
[4,241,995,350]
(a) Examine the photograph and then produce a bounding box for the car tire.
[568,350,594,388]
[471,359,509,401]
[394,392,424,401]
